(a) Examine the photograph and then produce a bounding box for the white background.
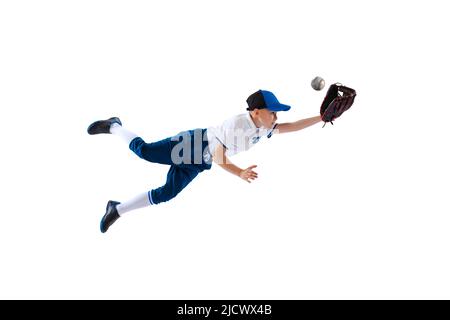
[0,0,449,299]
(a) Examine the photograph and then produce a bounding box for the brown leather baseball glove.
[320,83,357,127]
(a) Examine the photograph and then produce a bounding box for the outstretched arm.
[274,115,322,134]
[212,144,258,183]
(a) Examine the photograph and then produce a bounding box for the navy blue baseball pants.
[128,128,212,205]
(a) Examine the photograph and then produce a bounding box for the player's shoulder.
[224,113,249,128]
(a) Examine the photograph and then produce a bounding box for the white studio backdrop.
[0,0,449,299]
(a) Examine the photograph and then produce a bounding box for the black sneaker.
[87,117,122,135]
[100,200,121,233]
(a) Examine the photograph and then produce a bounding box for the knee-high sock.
[110,123,138,145]
[117,192,152,216]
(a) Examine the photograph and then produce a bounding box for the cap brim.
[267,103,291,112]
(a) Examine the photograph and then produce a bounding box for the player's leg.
[87,117,176,165]
[110,122,139,145]
[100,193,151,233]
[128,135,176,166]
[150,165,201,205]
[87,117,139,144]
[99,165,201,233]
[128,129,207,166]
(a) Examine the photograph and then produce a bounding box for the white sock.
[110,123,138,145]
[117,192,152,216]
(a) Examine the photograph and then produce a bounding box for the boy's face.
[251,108,278,129]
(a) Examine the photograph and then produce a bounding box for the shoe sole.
[101,200,121,233]
[87,117,122,135]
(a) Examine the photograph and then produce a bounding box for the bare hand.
[239,165,258,183]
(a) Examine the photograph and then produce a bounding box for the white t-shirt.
[206,113,277,157]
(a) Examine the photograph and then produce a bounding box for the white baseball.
[311,76,325,91]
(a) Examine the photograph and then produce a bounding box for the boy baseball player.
[88,90,322,233]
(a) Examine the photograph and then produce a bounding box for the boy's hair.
[246,90,266,111]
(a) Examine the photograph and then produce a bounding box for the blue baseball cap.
[246,90,291,112]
